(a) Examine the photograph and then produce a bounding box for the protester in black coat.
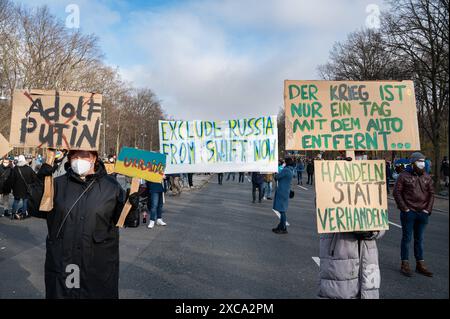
[306,160,314,185]
[0,159,12,194]
[8,155,37,218]
[38,150,126,299]
[10,156,37,199]
[0,159,13,216]
[251,172,264,203]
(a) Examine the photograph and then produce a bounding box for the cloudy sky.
[16,0,385,120]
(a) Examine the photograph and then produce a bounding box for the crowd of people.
[0,149,446,299]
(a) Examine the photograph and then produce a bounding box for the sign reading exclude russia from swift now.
[284,80,420,151]
[314,160,389,234]
[114,147,166,183]
[159,116,278,174]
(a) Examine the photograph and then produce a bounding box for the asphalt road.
[0,175,448,299]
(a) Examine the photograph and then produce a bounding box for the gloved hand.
[353,231,378,240]
[38,163,55,177]
[128,192,140,208]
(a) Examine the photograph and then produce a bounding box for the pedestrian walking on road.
[9,155,37,220]
[238,172,245,183]
[263,173,273,200]
[36,150,128,298]
[187,173,194,188]
[296,159,304,185]
[440,156,449,187]
[394,152,435,278]
[0,158,13,217]
[218,173,224,185]
[226,172,236,182]
[272,157,294,234]
[146,179,167,229]
[386,160,392,194]
[251,172,264,203]
[306,159,314,185]
[170,174,182,195]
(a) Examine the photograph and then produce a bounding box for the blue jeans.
[277,211,287,230]
[226,172,235,181]
[400,211,429,261]
[297,171,303,184]
[264,182,272,198]
[148,192,163,221]
[12,198,28,214]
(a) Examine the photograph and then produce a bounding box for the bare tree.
[318,28,408,81]
[383,0,449,189]
[0,1,169,156]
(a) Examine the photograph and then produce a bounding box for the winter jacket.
[146,181,165,193]
[273,166,294,212]
[318,231,384,299]
[307,162,314,174]
[10,164,37,198]
[441,161,449,177]
[0,165,12,194]
[393,168,434,213]
[251,172,264,185]
[39,161,126,299]
[296,162,305,172]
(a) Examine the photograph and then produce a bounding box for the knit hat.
[410,152,425,164]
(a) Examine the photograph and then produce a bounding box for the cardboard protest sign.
[284,80,420,151]
[314,160,389,233]
[159,116,278,174]
[10,89,102,150]
[114,147,166,183]
[116,177,140,228]
[39,150,56,212]
[0,133,12,157]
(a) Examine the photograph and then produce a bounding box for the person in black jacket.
[441,156,449,187]
[251,172,265,203]
[306,159,314,185]
[0,158,13,217]
[9,155,37,219]
[37,149,127,299]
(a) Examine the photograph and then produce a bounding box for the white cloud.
[119,0,386,120]
[14,0,386,120]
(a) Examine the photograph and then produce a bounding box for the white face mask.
[71,159,93,176]
[415,161,426,170]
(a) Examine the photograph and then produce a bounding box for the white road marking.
[297,185,308,190]
[312,257,320,266]
[389,221,402,229]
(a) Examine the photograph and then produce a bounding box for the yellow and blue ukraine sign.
[114,147,166,183]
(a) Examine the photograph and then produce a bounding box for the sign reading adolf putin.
[10,89,102,150]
